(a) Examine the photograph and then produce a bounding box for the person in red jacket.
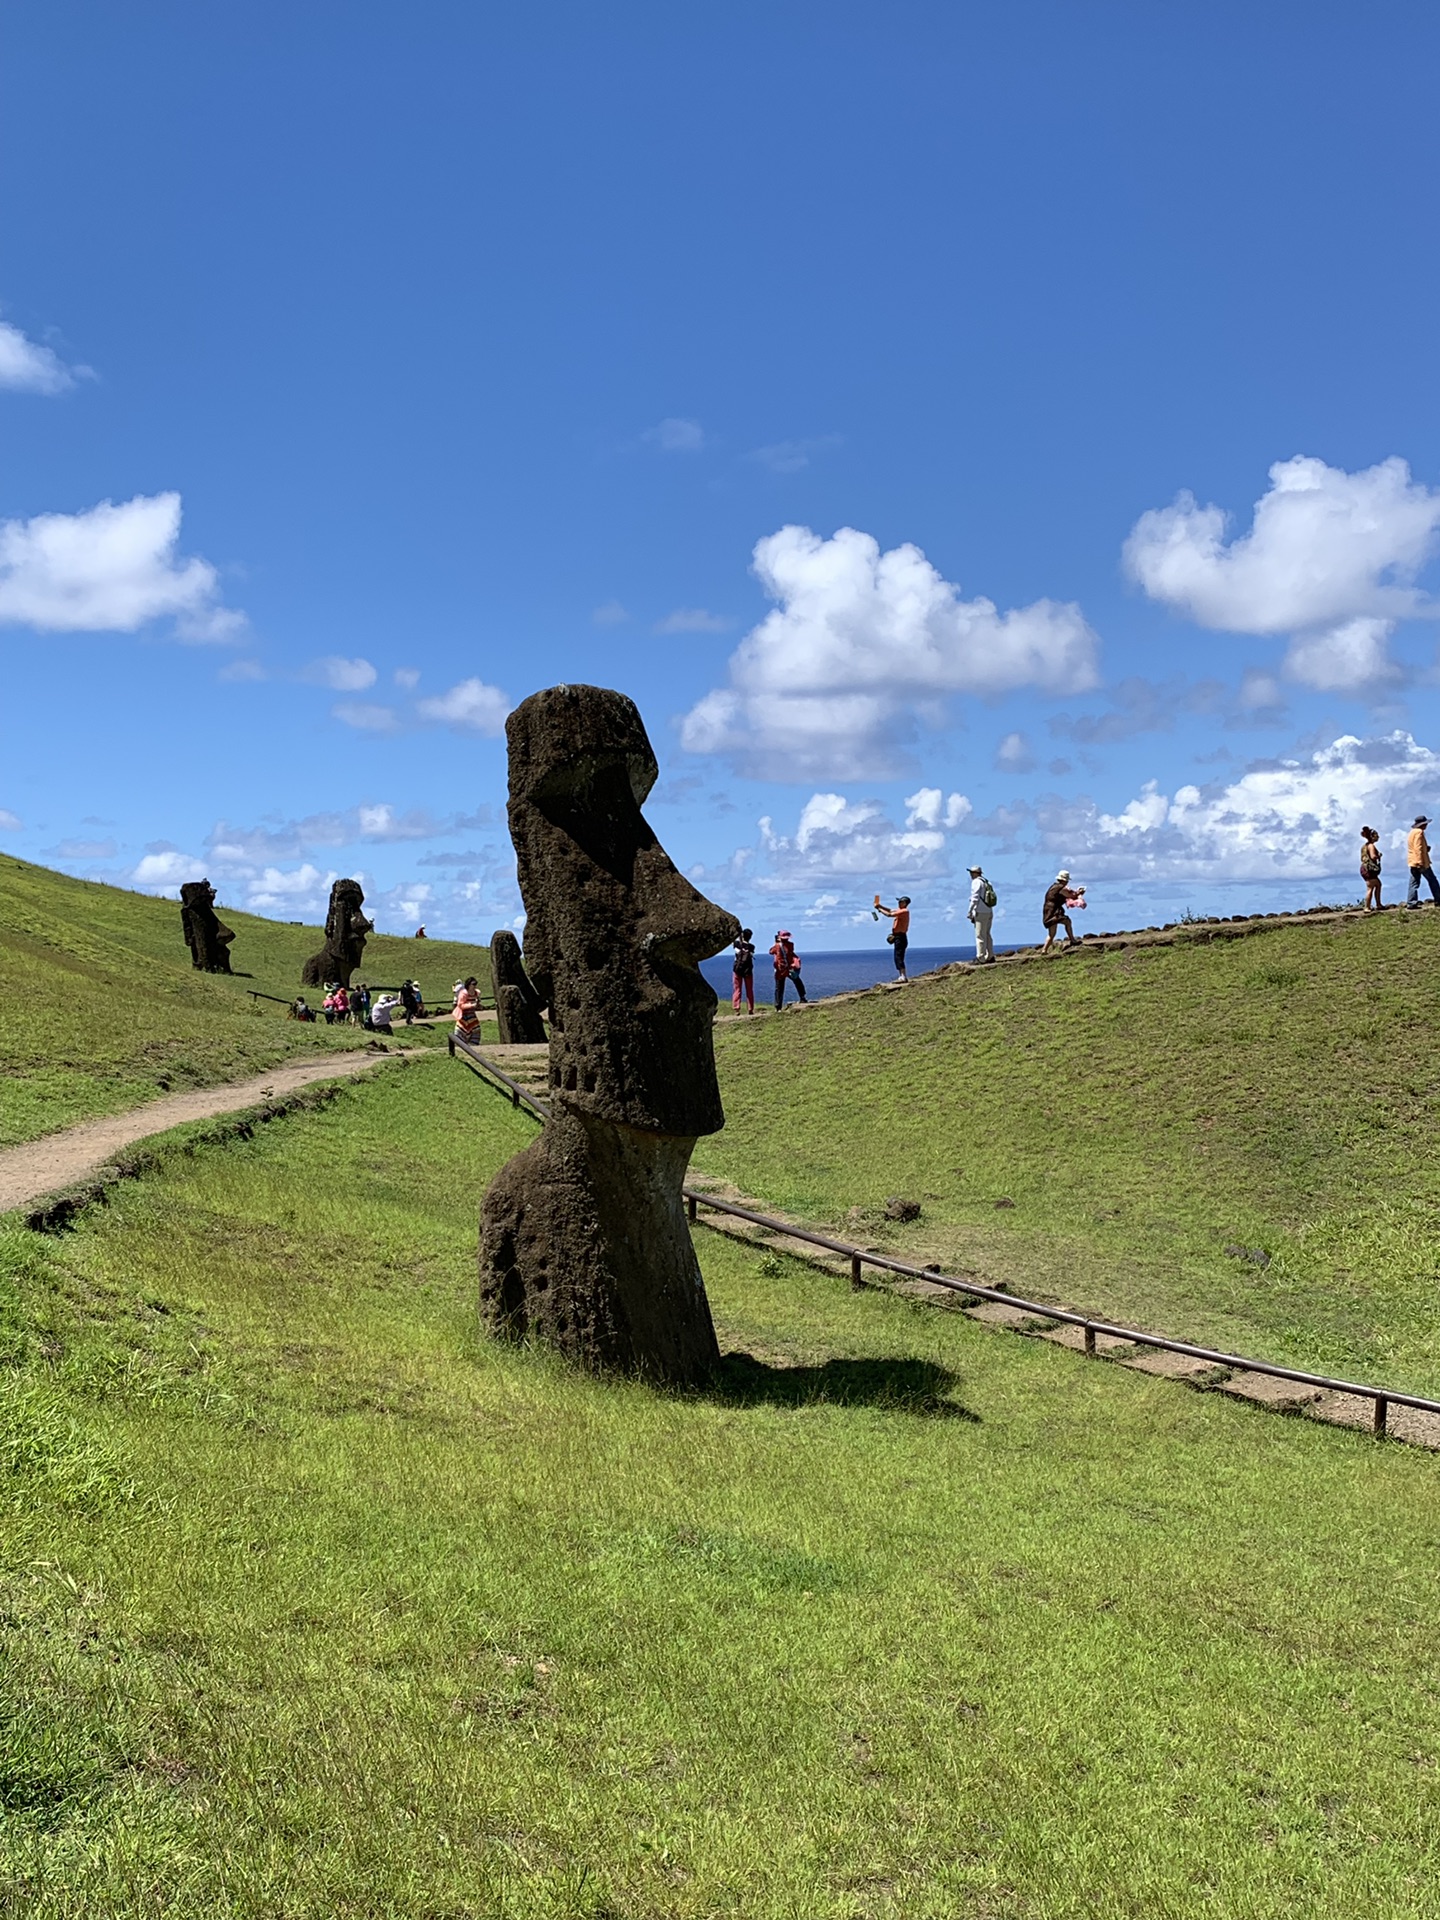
[769,930,807,1009]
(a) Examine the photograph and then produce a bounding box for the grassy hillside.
[5,1057,1440,1916]
[698,909,1440,1397]
[0,857,492,1147]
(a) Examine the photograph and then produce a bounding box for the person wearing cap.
[769,929,807,1008]
[1042,869,1079,952]
[874,894,911,981]
[1407,817,1440,907]
[967,865,996,964]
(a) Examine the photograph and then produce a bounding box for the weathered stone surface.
[179,879,235,973]
[490,929,547,1045]
[480,685,739,1382]
[301,879,373,987]
[1214,1369,1321,1413]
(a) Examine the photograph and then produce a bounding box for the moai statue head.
[301,878,374,986]
[506,684,740,1134]
[489,928,547,1046]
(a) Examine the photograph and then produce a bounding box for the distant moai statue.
[301,879,374,987]
[179,879,235,974]
[479,685,739,1383]
[489,929,547,1045]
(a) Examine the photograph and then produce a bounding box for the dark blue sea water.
[700,943,1026,1004]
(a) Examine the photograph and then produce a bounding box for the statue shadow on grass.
[702,1350,980,1421]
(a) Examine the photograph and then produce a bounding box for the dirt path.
[0,1048,426,1214]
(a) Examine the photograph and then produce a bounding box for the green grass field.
[0,857,492,1146]
[5,1057,1440,1917]
[699,909,1440,1398]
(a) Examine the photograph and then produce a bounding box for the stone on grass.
[179,879,235,973]
[489,927,547,1044]
[479,684,739,1383]
[301,879,373,987]
[883,1195,922,1222]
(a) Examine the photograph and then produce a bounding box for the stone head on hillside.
[179,879,235,974]
[489,928,547,1046]
[480,684,740,1383]
[301,878,374,987]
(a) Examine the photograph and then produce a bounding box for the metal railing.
[447,1034,1440,1438]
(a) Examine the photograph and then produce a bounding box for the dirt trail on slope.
[0,1049,426,1214]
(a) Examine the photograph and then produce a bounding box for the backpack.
[981,879,998,909]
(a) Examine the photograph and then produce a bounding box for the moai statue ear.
[479,685,740,1383]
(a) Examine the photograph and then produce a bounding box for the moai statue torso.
[179,879,235,973]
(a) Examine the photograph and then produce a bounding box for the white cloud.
[1124,456,1440,690]
[681,525,1100,778]
[592,600,629,627]
[393,666,421,688]
[0,808,21,832]
[0,317,82,394]
[1058,732,1440,882]
[644,417,705,453]
[904,787,971,831]
[743,783,972,892]
[219,658,266,683]
[129,849,208,895]
[415,677,510,734]
[0,493,241,639]
[653,607,731,635]
[306,655,376,692]
[996,730,1036,771]
[333,701,399,732]
[241,864,340,916]
[46,837,116,860]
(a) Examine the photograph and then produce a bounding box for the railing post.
[447,1036,455,1057]
[1374,1395,1388,1437]
[511,1085,519,1107]
[686,1193,697,1223]
[1084,1324,1096,1355]
[850,1253,864,1291]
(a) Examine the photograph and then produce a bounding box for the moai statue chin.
[179,879,235,973]
[301,879,374,987]
[489,928,547,1045]
[479,684,740,1383]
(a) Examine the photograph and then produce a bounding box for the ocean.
[700,942,1026,1004]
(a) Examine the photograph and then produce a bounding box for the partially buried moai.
[479,684,740,1382]
[179,879,235,973]
[300,878,374,987]
[489,928,547,1045]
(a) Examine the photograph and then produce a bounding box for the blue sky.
[7,1,1440,946]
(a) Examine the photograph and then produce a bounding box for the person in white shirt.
[967,864,996,964]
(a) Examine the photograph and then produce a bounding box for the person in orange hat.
[1407,816,1440,907]
[769,929,807,1008]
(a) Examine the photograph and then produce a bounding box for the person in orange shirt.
[1407,815,1440,907]
[874,893,911,982]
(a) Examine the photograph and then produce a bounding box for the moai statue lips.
[480,685,741,1382]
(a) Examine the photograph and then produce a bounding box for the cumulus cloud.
[644,417,705,453]
[207,804,452,866]
[1124,456,1440,690]
[0,493,241,639]
[0,808,21,832]
[1051,732,1440,883]
[653,607,731,635]
[240,863,341,916]
[129,848,208,895]
[306,655,376,692]
[219,658,266,683]
[723,781,973,894]
[415,677,510,734]
[681,525,1100,778]
[393,666,421,688]
[996,731,1036,772]
[45,837,116,860]
[0,317,83,394]
[333,702,399,732]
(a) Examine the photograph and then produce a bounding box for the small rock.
[1223,1243,1270,1268]
[993,1197,1016,1210]
[883,1195,922,1222]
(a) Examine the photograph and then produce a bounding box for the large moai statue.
[300,878,374,987]
[489,928,547,1045]
[179,879,235,973]
[479,685,740,1382]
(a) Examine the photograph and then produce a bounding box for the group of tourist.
[289,979,425,1031]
